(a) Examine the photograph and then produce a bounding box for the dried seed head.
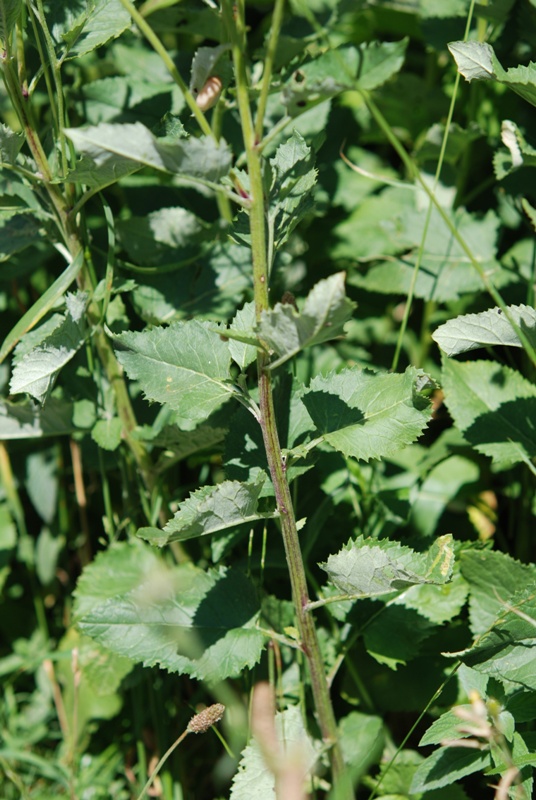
[187,703,225,734]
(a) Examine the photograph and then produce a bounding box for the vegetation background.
[1,0,536,799]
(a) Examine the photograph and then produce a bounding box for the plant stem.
[223,2,350,794]
[117,0,213,137]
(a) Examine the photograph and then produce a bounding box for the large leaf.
[0,398,76,439]
[116,207,214,268]
[433,304,536,355]
[229,705,321,800]
[322,534,454,598]
[460,549,536,636]
[301,366,432,461]
[448,41,536,108]
[65,123,232,186]
[258,272,355,369]
[355,38,409,91]
[10,293,87,404]
[410,747,491,793]
[140,475,273,545]
[114,320,235,427]
[44,0,130,60]
[441,357,536,466]
[0,250,84,364]
[456,587,536,691]
[74,542,264,684]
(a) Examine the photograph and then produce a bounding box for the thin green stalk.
[34,0,69,178]
[223,2,350,794]
[391,0,477,371]
[362,90,536,370]
[254,0,286,141]
[117,0,213,137]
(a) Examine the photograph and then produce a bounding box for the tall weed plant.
[0,1,536,798]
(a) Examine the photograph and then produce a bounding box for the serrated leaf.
[456,588,536,690]
[302,366,432,461]
[0,122,23,163]
[460,549,536,636]
[0,213,42,261]
[65,123,232,186]
[322,534,454,598]
[74,542,264,683]
[230,705,321,800]
[0,0,21,44]
[44,0,130,60]
[0,250,84,364]
[258,272,355,369]
[449,41,536,107]
[142,476,272,545]
[114,320,235,427]
[433,305,536,355]
[268,131,317,250]
[228,302,259,370]
[441,357,536,466]
[10,293,88,404]
[410,746,490,793]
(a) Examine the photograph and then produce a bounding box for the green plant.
[1,1,536,798]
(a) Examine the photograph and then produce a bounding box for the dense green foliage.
[1,1,536,798]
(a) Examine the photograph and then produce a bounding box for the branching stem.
[222,2,351,794]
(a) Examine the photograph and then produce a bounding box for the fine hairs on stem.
[135,704,225,800]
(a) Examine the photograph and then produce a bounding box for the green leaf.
[228,302,259,370]
[322,534,454,598]
[339,712,384,778]
[0,250,84,364]
[189,43,231,95]
[355,38,409,91]
[141,475,272,545]
[397,570,469,625]
[74,542,264,683]
[0,212,42,261]
[130,240,251,324]
[493,120,536,179]
[457,588,536,690]
[410,746,490,793]
[258,272,355,369]
[345,203,506,303]
[10,293,88,404]
[432,304,536,356]
[230,705,321,800]
[0,122,23,163]
[114,320,235,427]
[281,46,359,116]
[65,123,232,185]
[267,130,317,250]
[0,398,76,439]
[302,366,432,461]
[91,418,123,452]
[0,0,21,44]
[44,0,131,60]
[441,357,536,466]
[116,207,214,268]
[409,454,480,538]
[448,41,536,108]
[460,549,536,636]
